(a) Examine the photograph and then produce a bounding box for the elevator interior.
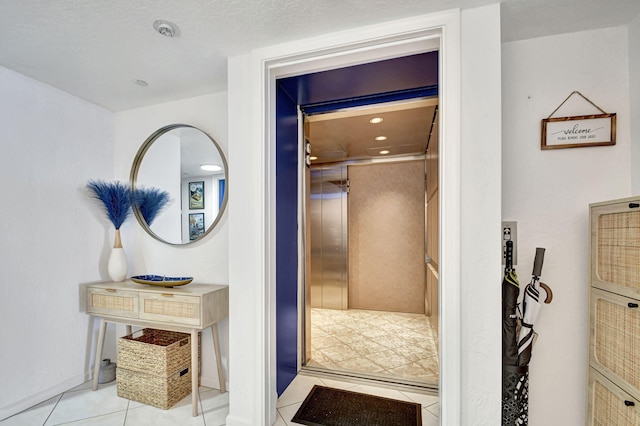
[303,97,440,387]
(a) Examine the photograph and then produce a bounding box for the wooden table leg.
[191,329,199,417]
[125,325,132,336]
[92,319,107,391]
[211,323,226,393]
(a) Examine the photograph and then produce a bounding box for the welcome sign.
[541,113,616,150]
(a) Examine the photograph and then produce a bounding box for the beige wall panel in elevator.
[348,160,425,314]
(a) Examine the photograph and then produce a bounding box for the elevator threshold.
[300,365,438,396]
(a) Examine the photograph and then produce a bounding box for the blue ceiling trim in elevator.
[301,86,438,115]
[277,51,438,108]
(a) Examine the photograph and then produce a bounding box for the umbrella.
[502,240,524,426]
[502,240,520,366]
[517,248,552,367]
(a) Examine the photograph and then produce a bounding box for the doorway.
[227,12,465,425]
[275,52,440,395]
[302,99,439,389]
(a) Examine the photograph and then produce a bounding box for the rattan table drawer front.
[87,287,139,319]
[139,293,201,326]
[589,367,640,426]
[591,198,640,300]
[590,288,640,400]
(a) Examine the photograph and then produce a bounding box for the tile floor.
[2,308,439,425]
[1,374,439,425]
[308,308,439,384]
[0,381,228,426]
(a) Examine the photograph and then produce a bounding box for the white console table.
[86,281,228,416]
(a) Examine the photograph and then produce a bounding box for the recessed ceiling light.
[134,79,148,87]
[379,150,390,155]
[201,164,222,172]
[309,156,318,161]
[153,20,179,38]
[369,117,383,124]
[375,136,387,141]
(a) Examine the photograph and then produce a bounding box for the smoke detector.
[153,20,179,38]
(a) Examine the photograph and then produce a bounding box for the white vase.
[107,229,127,282]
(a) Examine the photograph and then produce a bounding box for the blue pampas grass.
[87,180,132,229]
[134,187,171,226]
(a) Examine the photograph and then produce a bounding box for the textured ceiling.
[0,0,638,111]
[501,0,640,42]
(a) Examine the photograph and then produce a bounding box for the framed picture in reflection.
[189,213,205,241]
[189,181,204,209]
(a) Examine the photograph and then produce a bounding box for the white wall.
[0,66,114,420]
[460,5,502,424]
[227,53,264,426]
[502,27,631,425]
[112,92,229,389]
[630,15,640,193]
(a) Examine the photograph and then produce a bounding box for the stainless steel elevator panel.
[310,164,348,310]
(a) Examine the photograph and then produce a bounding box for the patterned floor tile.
[309,308,439,383]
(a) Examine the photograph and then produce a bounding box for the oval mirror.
[130,124,228,245]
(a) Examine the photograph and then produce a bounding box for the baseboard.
[224,413,254,426]
[0,373,88,421]
[1,374,228,421]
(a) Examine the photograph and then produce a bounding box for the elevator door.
[309,164,348,310]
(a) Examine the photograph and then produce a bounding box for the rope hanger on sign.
[546,90,608,119]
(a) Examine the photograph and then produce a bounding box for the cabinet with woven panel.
[590,197,640,298]
[588,197,640,425]
[589,367,640,426]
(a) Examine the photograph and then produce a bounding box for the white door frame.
[228,9,461,426]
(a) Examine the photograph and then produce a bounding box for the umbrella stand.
[502,364,529,426]
[503,247,552,426]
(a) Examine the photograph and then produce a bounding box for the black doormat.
[291,385,422,426]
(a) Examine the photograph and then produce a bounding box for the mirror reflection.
[130,124,228,245]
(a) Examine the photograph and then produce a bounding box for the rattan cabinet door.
[588,367,640,426]
[590,288,640,401]
[590,198,640,300]
[138,293,201,326]
[87,287,139,318]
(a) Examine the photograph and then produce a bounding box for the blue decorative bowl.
[130,275,193,287]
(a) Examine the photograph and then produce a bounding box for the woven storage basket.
[117,329,200,409]
[118,329,198,377]
[117,364,193,409]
